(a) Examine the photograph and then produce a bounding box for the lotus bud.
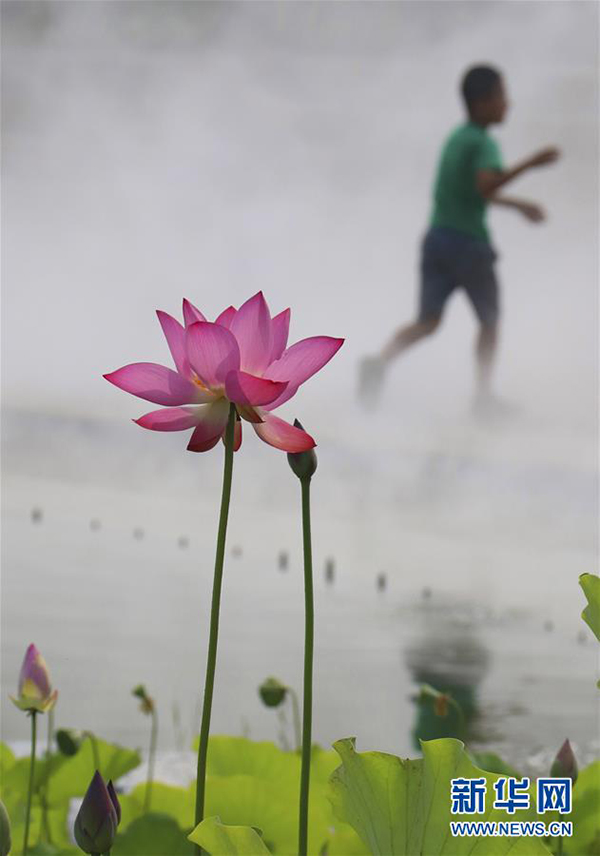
[550,739,578,784]
[258,677,287,708]
[74,771,120,854]
[56,728,84,756]
[10,643,58,714]
[106,780,121,825]
[287,420,317,481]
[0,799,11,856]
[132,684,155,715]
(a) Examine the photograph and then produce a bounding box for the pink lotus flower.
[10,643,58,713]
[104,292,343,453]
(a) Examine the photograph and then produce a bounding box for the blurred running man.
[359,65,560,415]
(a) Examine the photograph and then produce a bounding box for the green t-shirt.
[430,122,503,242]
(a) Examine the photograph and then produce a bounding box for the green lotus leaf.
[580,574,600,642]
[471,752,521,778]
[117,782,195,831]
[329,737,551,855]
[569,760,600,855]
[112,813,193,854]
[189,817,271,854]
[0,743,15,777]
[6,804,72,854]
[44,736,140,806]
[1,754,68,810]
[25,845,78,855]
[323,825,370,855]
[186,737,348,853]
[193,737,299,785]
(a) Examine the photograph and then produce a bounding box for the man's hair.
[461,65,502,109]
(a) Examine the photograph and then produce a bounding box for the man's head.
[461,65,507,125]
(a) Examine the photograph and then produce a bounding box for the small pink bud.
[10,644,58,714]
[550,739,578,783]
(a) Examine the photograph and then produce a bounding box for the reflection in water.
[404,599,490,750]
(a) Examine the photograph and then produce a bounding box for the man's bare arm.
[477,146,560,199]
[489,195,546,222]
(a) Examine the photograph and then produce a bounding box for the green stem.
[287,686,302,753]
[47,708,54,756]
[23,711,37,856]
[194,404,236,853]
[144,709,158,813]
[298,478,314,856]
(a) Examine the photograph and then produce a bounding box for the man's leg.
[461,242,500,404]
[475,322,498,399]
[381,316,441,362]
[358,227,452,405]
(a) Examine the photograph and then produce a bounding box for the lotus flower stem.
[298,477,314,856]
[23,711,37,856]
[144,709,158,813]
[194,403,236,851]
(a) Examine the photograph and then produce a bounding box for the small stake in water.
[232,545,242,558]
[133,527,144,540]
[178,535,189,549]
[422,586,432,600]
[31,507,43,524]
[325,557,335,584]
[377,572,387,592]
[278,550,289,571]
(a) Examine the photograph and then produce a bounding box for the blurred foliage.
[189,817,270,854]
[569,761,600,855]
[0,732,599,854]
[580,574,600,642]
[329,737,551,855]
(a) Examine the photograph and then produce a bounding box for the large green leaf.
[6,804,72,856]
[470,752,521,778]
[118,782,195,831]
[0,743,15,777]
[569,760,600,855]
[1,737,140,813]
[580,574,600,642]
[330,737,551,855]
[189,817,271,854]
[112,813,194,855]
[45,736,140,805]
[196,737,299,784]
[187,737,352,854]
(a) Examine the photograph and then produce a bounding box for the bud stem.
[194,403,236,854]
[298,477,314,856]
[23,711,37,856]
[144,709,158,813]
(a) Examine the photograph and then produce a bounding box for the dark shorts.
[419,226,500,326]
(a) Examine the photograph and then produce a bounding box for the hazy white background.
[2,1,598,767]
